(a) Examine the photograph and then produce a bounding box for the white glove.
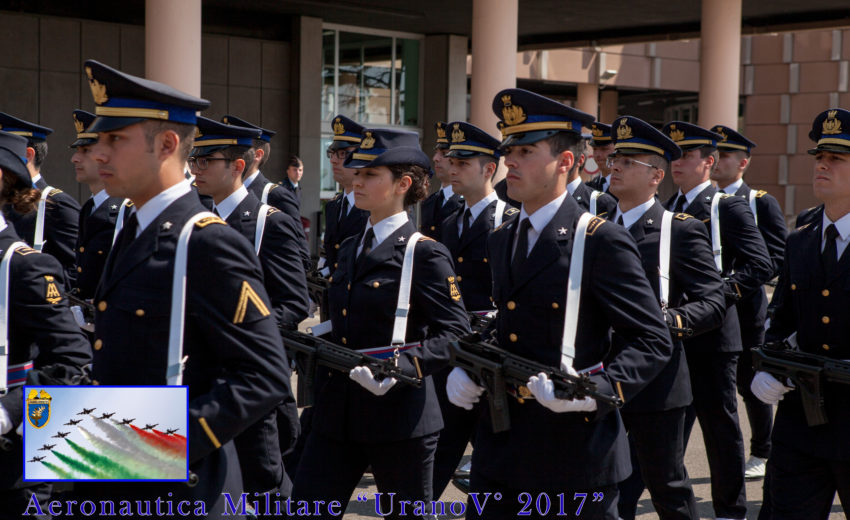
[0,406,12,435]
[70,305,87,327]
[527,372,597,413]
[751,371,793,405]
[349,366,397,396]
[447,367,485,410]
[16,421,23,437]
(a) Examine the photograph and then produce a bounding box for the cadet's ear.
[232,158,246,177]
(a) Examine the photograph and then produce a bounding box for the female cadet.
[291,129,470,517]
[0,131,91,514]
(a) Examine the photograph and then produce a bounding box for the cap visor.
[446,149,489,158]
[70,138,97,148]
[87,116,149,133]
[0,149,31,186]
[499,129,562,148]
[808,144,850,155]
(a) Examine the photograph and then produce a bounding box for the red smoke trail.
[130,424,185,455]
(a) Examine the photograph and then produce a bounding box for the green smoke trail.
[65,439,144,479]
[42,461,77,479]
[52,451,104,478]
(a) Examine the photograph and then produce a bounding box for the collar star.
[243,211,251,216]
[398,236,406,242]
[110,204,118,210]
[557,227,568,235]
[161,221,173,230]
[646,218,653,225]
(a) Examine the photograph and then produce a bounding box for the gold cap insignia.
[222,116,229,124]
[73,115,84,134]
[436,124,447,139]
[361,131,375,149]
[823,110,842,135]
[716,128,728,142]
[194,127,202,138]
[668,125,685,142]
[451,123,465,143]
[501,95,526,126]
[616,119,633,140]
[447,276,461,301]
[333,118,345,136]
[85,66,108,105]
[591,125,604,138]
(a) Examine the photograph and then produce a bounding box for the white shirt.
[675,180,712,209]
[719,178,744,194]
[212,185,249,221]
[356,211,410,257]
[440,184,455,206]
[822,211,850,260]
[91,189,110,214]
[243,170,260,188]
[515,190,570,257]
[614,198,656,230]
[566,176,582,196]
[342,190,356,216]
[0,212,8,234]
[458,191,499,236]
[31,174,42,188]
[134,179,192,237]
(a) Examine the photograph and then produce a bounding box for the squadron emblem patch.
[447,276,462,302]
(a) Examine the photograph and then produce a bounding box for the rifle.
[449,334,624,433]
[280,328,423,407]
[468,311,495,335]
[752,343,850,426]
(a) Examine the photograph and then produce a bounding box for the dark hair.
[252,139,271,168]
[28,141,48,169]
[543,131,584,175]
[647,155,670,175]
[698,146,719,173]
[219,146,255,177]
[289,155,303,168]
[143,120,195,162]
[388,163,430,207]
[1,170,39,213]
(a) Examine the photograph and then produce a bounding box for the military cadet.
[710,125,788,480]
[70,110,129,301]
[431,121,517,498]
[0,113,81,289]
[586,122,616,194]
[607,116,727,520]
[280,155,303,205]
[321,115,370,274]
[79,59,294,517]
[419,122,463,239]
[662,121,773,520]
[0,130,91,516]
[447,88,674,519]
[568,144,617,217]
[290,128,469,518]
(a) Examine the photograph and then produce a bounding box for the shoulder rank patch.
[701,218,710,223]
[447,276,462,301]
[233,281,271,324]
[674,213,692,221]
[755,190,767,198]
[268,184,278,191]
[417,236,435,242]
[195,215,226,228]
[586,216,605,236]
[45,275,62,304]
[126,201,135,207]
[797,222,812,231]
[15,246,37,256]
[266,207,279,216]
[505,207,519,216]
[48,188,63,196]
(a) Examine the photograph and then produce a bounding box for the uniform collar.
[91,188,110,212]
[243,170,261,188]
[566,176,582,195]
[519,189,569,236]
[615,198,656,229]
[823,210,850,243]
[362,211,409,250]
[678,179,712,206]
[213,185,249,220]
[134,179,192,236]
[464,191,499,223]
[31,173,42,188]
[441,184,455,202]
[720,178,744,194]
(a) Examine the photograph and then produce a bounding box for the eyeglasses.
[188,157,229,170]
[606,156,657,170]
[326,149,349,160]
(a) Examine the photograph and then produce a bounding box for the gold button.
[509,333,518,342]
[77,266,82,272]
[822,316,830,324]
[334,263,338,268]
[457,275,462,282]
[822,289,830,297]
[135,309,145,317]
[341,337,347,344]
[483,258,488,263]
[334,244,340,249]
[92,380,99,386]
[93,339,103,351]
[457,257,463,263]
[97,301,107,311]
[791,284,797,290]
[372,281,380,288]
[79,246,85,253]
[430,226,436,231]
[347,283,351,290]
[823,344,830,350]
[328,276,333,282]
[342,309,347,316]
[506,301,516,310]
[98,250,103,255]
[552,302,560,309]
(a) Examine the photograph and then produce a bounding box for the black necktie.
[433,191,445,224]
[822,223,839,276]
[79,198,94,236]
[511,218,532,282]
[673,195,686,213]
[617,214,624,226]
[111,212,138,267]
[339,196,349,223]
[355,227,375,273]
[461,208,472,237]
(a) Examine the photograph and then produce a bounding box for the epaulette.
[586,215,605,236]
[417,236,435,242]
[266,206,279,216]
[674,213,692,221]
[195,215,226,228]
[332,193,342,201]
[505,207,519,216]
[14,246,38,256]
[797,222,812,231]
[46,188,63,197]
[719,193,732,199]
[755,190,767,198]
[125,201,134,207]
[268,184,278,191]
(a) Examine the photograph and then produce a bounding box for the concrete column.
[698,0,742,128]
[599,90,619,124]
[422,35,469,153]
[576,83,599,119]
[145,0,201,96]
[470,0,518,139]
